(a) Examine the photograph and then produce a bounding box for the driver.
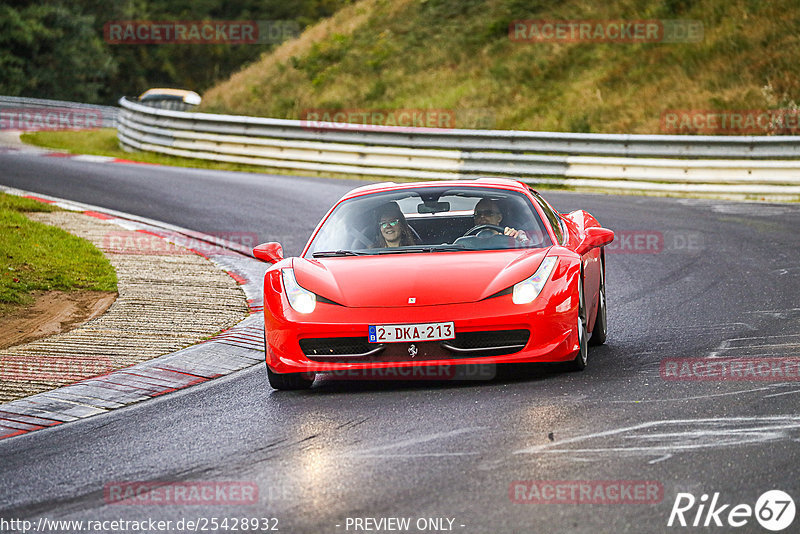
[473,198,529,243]
[373,202,419,248]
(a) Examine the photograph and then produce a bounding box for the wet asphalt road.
[1,152,799,534]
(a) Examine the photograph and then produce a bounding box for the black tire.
[566,274,588,372]
[588,258,607,346]
[266,363,315,390]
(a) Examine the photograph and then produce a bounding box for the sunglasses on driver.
[379,219,400,229]
[475,210,500,218]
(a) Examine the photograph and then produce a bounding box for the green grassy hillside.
[201,0,800,133]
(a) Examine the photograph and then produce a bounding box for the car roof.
[138,88,202,105]
[343,178,534,200]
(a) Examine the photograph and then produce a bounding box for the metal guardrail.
[0,96,118,128]
[117,97,800,198]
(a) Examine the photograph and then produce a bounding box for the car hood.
[292,248,552,307]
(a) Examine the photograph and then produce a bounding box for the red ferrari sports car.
[253,178,614,390]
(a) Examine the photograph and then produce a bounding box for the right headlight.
[512,257,557,305]
[282,268,316,313]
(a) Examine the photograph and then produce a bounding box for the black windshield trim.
[311,250,368,258]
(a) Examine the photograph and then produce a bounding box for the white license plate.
[369,322,455,343]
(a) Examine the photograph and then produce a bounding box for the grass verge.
[0,193,118,317]
[20,129,280,173]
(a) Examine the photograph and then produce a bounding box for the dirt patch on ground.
[0,210,248,405]
[0,290,117,350]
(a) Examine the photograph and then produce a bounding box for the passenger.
[374,202,418,248]
[472,198,529,242]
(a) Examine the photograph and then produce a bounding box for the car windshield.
[304,186,553,258]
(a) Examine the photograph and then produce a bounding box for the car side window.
[531,193,565,245]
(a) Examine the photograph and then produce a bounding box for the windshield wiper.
[428,245,467,252]
[375,245,466,254]
[312,250,366,257]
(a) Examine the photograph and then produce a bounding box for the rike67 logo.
[668,490,795,531]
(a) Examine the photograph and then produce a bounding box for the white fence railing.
[0,96,118,129]
[117,97,800,198]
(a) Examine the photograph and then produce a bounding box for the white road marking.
[344,453,481,458]
[609,385,787,403]
[71,154,116,163]
[710,204,794,216]
[724,332,800,346]
[764,389,800,399]
[349,427,484,456]
[708,333,800,358]
[770,267,800,276]
[514,416,800,457]
[746,308,800,319]
[707,339,730,358]
[660,323,755,333]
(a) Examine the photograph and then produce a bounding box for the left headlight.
[512,257,557,305]
[282,268,316,313]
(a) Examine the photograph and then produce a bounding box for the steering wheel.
[462,224,506,238]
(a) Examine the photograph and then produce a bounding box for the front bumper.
[264,265,581,374]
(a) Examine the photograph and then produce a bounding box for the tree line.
[0,0,350,104]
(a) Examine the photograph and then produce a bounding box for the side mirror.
[253,242,284,263]
[576,227,614,256]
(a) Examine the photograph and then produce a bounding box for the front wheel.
[266,363,315,390]
[566,275,588,372]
